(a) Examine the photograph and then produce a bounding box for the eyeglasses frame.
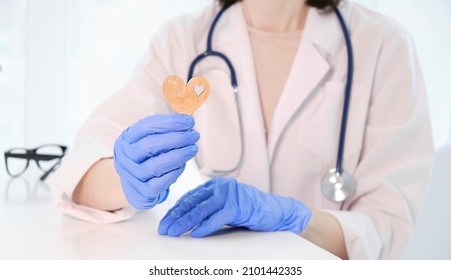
[4,144,67,181]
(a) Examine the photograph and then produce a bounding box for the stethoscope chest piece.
[321,169,356,203]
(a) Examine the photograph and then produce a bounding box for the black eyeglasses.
[4,144,67,181]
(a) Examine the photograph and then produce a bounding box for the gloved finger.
[119,173,148,209]
[113,133,198,182]
[159,184,215,234]
[117,145,197,182]
[165,201,220,237]
[118,166,166,209]
[163,197,221,237]
[162,177,224,219]
[140,164,186,198]
[116,162,175,209]
[124,114,195,144]
[115,152,185,198]
[162,179,215,218]
[136,145,198,181]
[125,130,200,163]
[191,210,236,238]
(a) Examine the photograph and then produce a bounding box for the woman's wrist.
[300,209,349,259]
[73,158,128,211]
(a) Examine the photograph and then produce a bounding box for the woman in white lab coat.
[50,0,434,259]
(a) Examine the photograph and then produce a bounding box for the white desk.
[0,170,338,260]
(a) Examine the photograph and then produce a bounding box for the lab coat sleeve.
[326,23,434,259]
[49,23,182,223]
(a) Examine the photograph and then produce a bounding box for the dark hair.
[218,0,341,10]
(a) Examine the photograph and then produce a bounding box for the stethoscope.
[188,4,356,203]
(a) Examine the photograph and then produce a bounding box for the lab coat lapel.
[269,7,344,161]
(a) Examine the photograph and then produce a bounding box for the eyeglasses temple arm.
[39,160,61,181]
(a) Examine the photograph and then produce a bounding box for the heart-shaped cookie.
[162,75,210,115]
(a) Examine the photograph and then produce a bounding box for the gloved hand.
[113,114,199,210]
[158,177,312,237]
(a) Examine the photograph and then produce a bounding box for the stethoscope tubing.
[188,4,356,202]
[334,8,354,175]
[188,5,237,87]
[188,5,242,176]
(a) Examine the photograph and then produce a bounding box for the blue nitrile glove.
[158,177,312,237]
[113,114,199,210]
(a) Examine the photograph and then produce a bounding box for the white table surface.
[0,168,339,260]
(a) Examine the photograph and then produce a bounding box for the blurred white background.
[0,0,450,259]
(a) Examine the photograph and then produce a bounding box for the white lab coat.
[50,1,434,259]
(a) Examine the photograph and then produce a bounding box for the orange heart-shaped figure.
[162,75,210,115]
